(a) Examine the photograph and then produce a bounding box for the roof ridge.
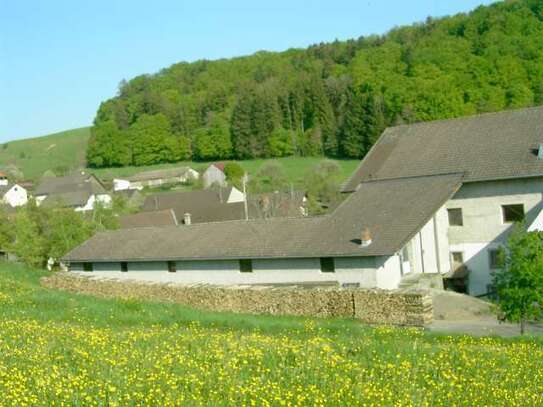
[113,213,326,232]
[385,104,543,132]
[357,171,465,185]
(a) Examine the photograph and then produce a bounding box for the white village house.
[63,106,543,296]
[0,172,28,208]
[202,163,226,188]
[35,173,111,211]
[113,167,199,191]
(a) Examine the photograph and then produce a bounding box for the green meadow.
[0,262,542,406]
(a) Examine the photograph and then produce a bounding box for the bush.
[224,162,245,183]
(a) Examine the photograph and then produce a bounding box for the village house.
[135,187,306,226]
[35,173,111,211]
[202,163,226,188]
[0,172,28,208]
[63,106,543,296]
[113,167,199,191]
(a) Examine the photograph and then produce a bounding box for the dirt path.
[426,289,543,337]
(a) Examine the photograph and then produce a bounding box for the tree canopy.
[493,226,543,334]
[88,0,543,167]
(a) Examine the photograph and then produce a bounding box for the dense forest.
[87,0,543,167]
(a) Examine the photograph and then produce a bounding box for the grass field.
[0,127,91,181]
[1,262,542,406]
[91,156,360,186]
[1,128,359,185]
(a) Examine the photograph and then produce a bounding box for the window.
[488,249,504,269]
[451,252,464,271]
[320,257,335,273]
[121,262,128,272]
[451,252,464,264]
[401,246,409,261]
[168,261,176,273]
[83,262,93,272]
[502,204,524,223]
[447,208,463,226]
[239,259,253,273]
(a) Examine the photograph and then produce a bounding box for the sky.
[0,0,495,143]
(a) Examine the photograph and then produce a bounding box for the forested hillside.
[88,0,543,168]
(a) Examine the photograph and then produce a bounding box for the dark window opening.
[489,249,504,269]
[451,252,464,268]
[239,259,253,273]
[447,208,463,226]
[121,262,128,272]
[320,257,335,273]
[502,204,524,223]
[168,261,176,273]
[83,262,93,272]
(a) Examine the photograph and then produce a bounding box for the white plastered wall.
[70,256,381,287]
[2,184,28,207]
[446,177,543,296]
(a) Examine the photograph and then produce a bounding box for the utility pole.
[242,172,249,221]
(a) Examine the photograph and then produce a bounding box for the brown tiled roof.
[36,174,108,208]
[342,106,543,192]
[211,162,225,172]
[119,210,178,229]
[63,173,462,262]
[35,174,107,196]
[141,187,244,224]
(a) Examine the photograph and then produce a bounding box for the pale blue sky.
[0,0,494,142]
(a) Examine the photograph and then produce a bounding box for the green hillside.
[0,127,91,181]
[88,0,543,169]
[0,127,359,185]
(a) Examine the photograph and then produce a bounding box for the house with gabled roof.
[0,171,28,208]
[63,106,543,295]
[113,167,199,191]
[202,163,226,188]
[35,173,111,211]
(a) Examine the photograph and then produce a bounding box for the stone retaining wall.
[41,273,433,326]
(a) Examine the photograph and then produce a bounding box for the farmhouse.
[35,173,111,211]
[202,163,226,188]
[0,172,28,208]
[63,106,543,296]
[113,167,199,191]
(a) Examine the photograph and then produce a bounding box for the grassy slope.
[1,262,542,405]
[91,156,360,186]
[1,127,359,184]
[0,127,91,181]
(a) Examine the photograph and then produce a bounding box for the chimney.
[360,228,372,248]
[538,144,543,159]
[184,212,192,225]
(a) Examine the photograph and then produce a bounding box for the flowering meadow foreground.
[0,263,542,406]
